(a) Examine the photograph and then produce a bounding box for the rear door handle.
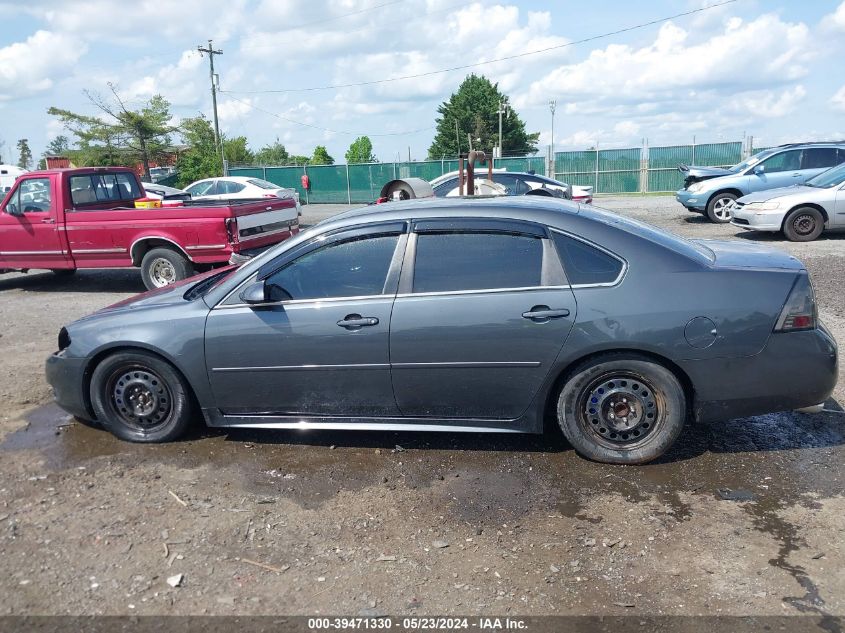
[337,314,379,329]
[522,306,571,321]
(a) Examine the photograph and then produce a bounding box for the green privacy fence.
[230,142,750,201]
[231,155,546,204]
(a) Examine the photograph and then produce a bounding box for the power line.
[226,0,738,94]
[218,92,435,137]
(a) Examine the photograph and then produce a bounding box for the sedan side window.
[760,150,801,173]
[263,234,400,301]
[219,180,246,194]
[552,232,624,286]
[412,232,543,293]
[186,181,216,196]
[433,177,459,197]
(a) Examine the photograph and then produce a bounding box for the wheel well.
[782,203,829,230]
[543,349,696,424]
[131,238,191,266]
[707,189,743,207]
[82,346,201,420]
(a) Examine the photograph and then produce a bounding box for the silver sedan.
[730,162,845,241]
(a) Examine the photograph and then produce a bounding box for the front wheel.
[556,355,686,464]
[90,350,195,443]
[783,207,824,242]
[140,248,193,290]
[705,192,737,223]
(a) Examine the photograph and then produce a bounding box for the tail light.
[263,193,277,198]
[225,218,237,244]
[774,274,816,332]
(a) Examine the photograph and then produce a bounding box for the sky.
[1,0,844,165]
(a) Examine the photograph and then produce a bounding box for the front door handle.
[791,173,801,177]
[41,218,56,224]
[337,314,379,329]
[522,306,571,321]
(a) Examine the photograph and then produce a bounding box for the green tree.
[310,145,334,165]
[427,74,538,159]
[288,155,310,166]
[345,136,377,164]
[48,85,175,180]
[38,135,72,169]
[16,139,33,170]
[254,138,289,165]
[223,136,253,165]
[175,115,219,187]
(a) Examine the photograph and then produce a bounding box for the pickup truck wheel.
[90,350,194,443]
[783,207,824,242]
[140,248,193,290]
[556,355,686,464]
[705,192,737,223]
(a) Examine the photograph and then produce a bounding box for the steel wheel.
[577,372,661,450]
[149,257,177,287]
[791,213,817,237]
[106,365,172,432]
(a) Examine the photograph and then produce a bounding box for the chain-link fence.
[230,140,762,202]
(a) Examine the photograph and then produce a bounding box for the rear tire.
[783,207,824,242]
[90,350,194,443]
[556,355,686,464]
[705,192,737,223]
[140,247,193,290]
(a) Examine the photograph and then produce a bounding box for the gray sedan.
[45,197,838,464]
[730,161,845,241]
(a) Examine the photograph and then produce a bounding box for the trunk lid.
[229,198,299,243]
[694,239,805,271]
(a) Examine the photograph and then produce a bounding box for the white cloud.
[724,85,807,119]
[0,31,87,101]
[832,85,845,112]
[824,1,845,31]
[125,50,205,107]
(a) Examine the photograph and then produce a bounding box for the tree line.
[27,74,536,187]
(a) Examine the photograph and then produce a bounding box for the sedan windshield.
[805,162,845,188]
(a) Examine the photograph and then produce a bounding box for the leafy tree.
[427,74,538,159]
[48,85,176,180]
[223,136,253,165]
[175,115,219,187]
[45,135,71,156]
[288,155,310,166]
[254,139,289,165]
[345,136,377,164]
[16,139,33,170]
[310,145,334,165]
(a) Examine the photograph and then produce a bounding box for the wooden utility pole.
[198,40,225,175]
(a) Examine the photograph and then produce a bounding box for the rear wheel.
[90,350,194,443]
[705,192,737,223]
[556,355,686,464]
[783,207,824,242]
[140,247,193,290]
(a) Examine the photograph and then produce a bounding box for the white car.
[430,170,593,203]
[141,182,191,201]
[185,177,300,209]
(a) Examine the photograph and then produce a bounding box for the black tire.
[51,269,77,277]
[140,247,193,290]
[556,355,686,464]
[782,207,824,242]
[90,350,195,443]
[705,192,737,223]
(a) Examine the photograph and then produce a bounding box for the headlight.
[687,182,705,193]
[745,201,781,211]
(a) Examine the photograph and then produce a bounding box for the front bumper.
[684,324,838,423]
[729,206,785,232]
[675,188,706,211]
[45,351,92,421]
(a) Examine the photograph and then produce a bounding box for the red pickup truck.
[0,167,300,289]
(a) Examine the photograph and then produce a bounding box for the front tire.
[556,355,686,464]
[90,350,195,443]
[140,248,193,290]
[783,207,824,242]
[705,192,737,223]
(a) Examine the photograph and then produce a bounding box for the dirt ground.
[0,196,843,619]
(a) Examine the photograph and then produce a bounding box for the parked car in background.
[675,142,845,223]
[141,182,192,201]
[431,171,593,204]
[185,176,301,211]
[46,197,837,465]
[1,164,27,192]
[730,161,845,241]
[148,166,175,183]
[0,167,300,290]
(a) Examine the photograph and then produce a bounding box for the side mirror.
[239,281,267,304]
[6,202,21,217]
[753,165,765,175]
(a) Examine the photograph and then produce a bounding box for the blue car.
[676,142,845,223]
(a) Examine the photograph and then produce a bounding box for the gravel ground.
[0,195,843,618]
